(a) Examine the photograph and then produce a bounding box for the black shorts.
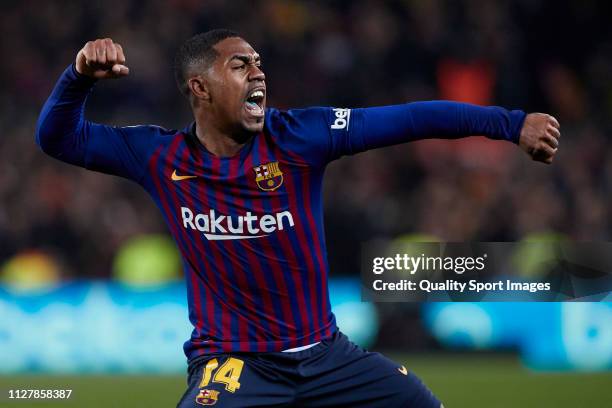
[177,331,442,407]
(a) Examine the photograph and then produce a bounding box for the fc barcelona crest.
[196,389,220,405]
[253,161,284,191]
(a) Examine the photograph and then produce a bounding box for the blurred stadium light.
[112,234,182,286]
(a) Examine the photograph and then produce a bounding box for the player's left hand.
[518,113,560,164]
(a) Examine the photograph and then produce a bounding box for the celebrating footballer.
[36,30,560,407]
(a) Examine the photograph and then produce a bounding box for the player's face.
[208,37,266,134]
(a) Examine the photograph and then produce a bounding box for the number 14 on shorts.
[199,357,245,392]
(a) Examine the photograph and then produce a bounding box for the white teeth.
[249,90,264,99]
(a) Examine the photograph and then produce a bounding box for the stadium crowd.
[1,0,611,279]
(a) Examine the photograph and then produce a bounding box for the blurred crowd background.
[1,5,611,404]
[1,0,611,283]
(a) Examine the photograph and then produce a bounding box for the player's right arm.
[36,38,159,183]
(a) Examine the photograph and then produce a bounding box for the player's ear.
[187,76,210,102]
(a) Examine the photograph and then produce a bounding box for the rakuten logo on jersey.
[181,207,295,241]
[331,108,351,130]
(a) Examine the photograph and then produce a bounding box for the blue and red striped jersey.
[36,65,525,360]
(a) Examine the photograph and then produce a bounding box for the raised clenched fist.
[519,113,561,164]
[75,38,129,79]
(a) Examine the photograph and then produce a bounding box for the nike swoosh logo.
[398,366,408,375]
[171,170,198,181]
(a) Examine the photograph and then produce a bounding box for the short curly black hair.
[174,29,240,97]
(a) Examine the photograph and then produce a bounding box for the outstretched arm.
[36,38,159,182]
[329,102,560,164]
[274,103,560,166]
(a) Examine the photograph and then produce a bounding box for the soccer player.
[36,30,560,407]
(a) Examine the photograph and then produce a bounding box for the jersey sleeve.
[35,64,163,183]
[266,102,526,166]
[265,107,334,167]
[81,123,164,181]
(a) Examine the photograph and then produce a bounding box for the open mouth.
[244,88,265,118]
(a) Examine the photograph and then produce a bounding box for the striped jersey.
[37,65,526,360]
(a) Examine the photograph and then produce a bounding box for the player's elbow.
[34,115,79,159]
[34,121,59,156]
[35,118,88,166]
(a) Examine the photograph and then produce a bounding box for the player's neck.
[194,122,251,158]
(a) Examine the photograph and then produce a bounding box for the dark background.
[0,3,611,406]
[1,0,611,282]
